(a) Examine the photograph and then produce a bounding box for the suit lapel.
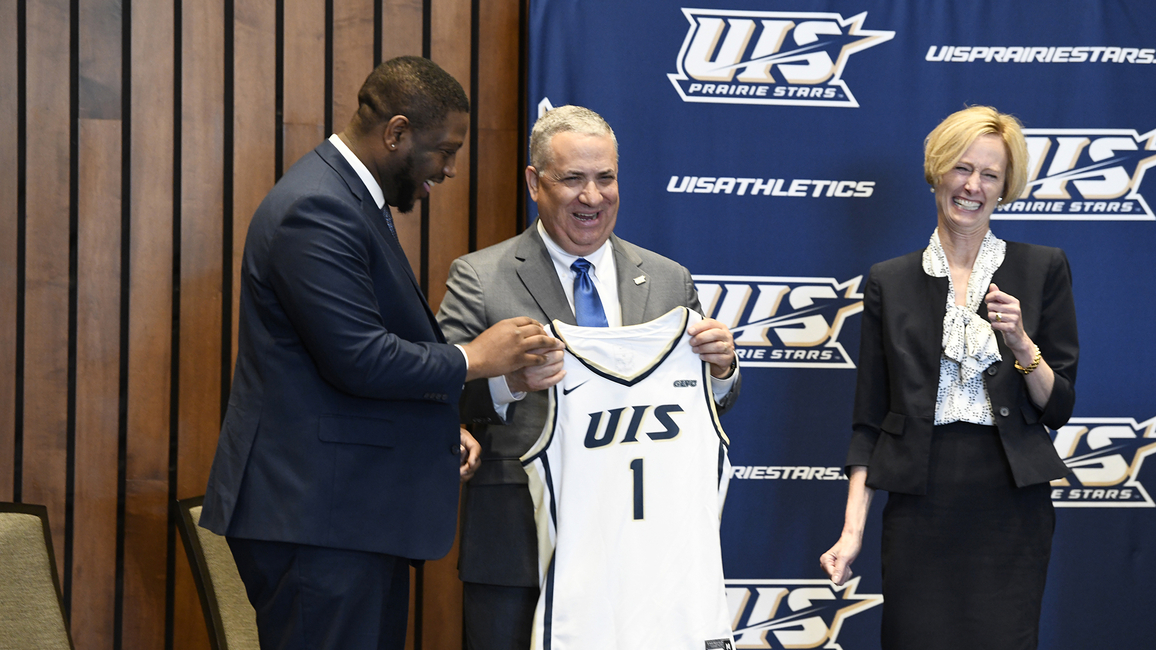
[918,264,950,395]
[516,228,577,325]
[612,235,650,326]
[315,140,442,339]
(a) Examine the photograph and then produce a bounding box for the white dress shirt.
[923,228,1004,426]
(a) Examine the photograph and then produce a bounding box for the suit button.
[999,406,1010,417]
[986,366,997,376]
[450,443,461,455]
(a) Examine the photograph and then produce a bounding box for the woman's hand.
[985,283,1033,357]
[985,283,1055,408]
[821,466,874,586]
[820,532,863,586]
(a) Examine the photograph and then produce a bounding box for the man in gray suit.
[436,105,740,650]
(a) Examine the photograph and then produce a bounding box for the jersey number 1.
[630,458,644,520]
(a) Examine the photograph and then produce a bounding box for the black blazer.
[201,140,468,560]
[846,241,1078,495]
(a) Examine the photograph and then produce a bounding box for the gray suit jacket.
[436,226,740,586]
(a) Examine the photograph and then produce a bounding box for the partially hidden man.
[436,105,742,650]
[201,57,558,650]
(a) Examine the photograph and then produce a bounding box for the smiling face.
[527,131,619,256]
[935,133,1008,238]
[386,110,468,213]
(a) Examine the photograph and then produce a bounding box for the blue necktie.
[571,258,609,327]
[382,204,398,241]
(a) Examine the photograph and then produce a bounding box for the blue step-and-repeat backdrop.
[528,1,1155,647]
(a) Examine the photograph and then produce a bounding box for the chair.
[0,502,74,650]
[175,496,260,650]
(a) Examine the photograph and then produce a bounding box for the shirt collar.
[329,134,385,210]
[922,227,1004,280]
[536,219,613,274]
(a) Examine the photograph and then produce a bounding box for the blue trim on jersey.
[556,307,690,387]
[700,359,731,486]
[717,445,727,487]
[543,552,557,650]
[541,452,559,532]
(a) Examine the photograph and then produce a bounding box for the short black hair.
[355,56,469,132]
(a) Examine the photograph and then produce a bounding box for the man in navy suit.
[201,56,557,650]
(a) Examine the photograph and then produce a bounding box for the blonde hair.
[924,106,1029,202]
[529,105,617,171]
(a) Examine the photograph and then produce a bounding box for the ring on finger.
[995,312,1002,322]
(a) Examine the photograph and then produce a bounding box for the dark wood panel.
[476,0,522,249]
[73,118,122,650]
[476,130,520,249]
[332,0,375,135]
[423,1,474,646]
[282,0,326,170]
[121,483,169,648]
[0,0,18,502]
[381,0,425,277]
[427,0,472,313]
[380,0,424,63]
[70,4,124,646]
[177,0,225,509]
[122,0,176,645]
[477,0,519,134]
[232,0,277,369]
[22,0,72,576]
[175,2,226,648]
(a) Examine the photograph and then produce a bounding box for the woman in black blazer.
[819,106,1078,650]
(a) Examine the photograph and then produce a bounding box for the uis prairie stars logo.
[667,9,894,107]
[996,128,1156,221]
[726,578,882,649]
[694,275,863,368]
[1051,417,1156,507]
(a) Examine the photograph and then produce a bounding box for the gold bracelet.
[1015,345,1042,375]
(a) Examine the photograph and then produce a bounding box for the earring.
[390,143,396,150]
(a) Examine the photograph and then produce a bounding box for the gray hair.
[529,105,618,171]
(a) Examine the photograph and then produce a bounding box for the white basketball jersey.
[521,306,735,650]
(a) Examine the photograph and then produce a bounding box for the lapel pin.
[634,275,647,285]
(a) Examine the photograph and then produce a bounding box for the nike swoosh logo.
[562,381,589,396]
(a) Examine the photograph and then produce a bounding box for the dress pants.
[227,537,410,650]
[463,582,539,650]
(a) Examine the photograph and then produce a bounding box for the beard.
[390,151,420,213]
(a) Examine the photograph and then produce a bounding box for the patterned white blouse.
[922,228,1005,426]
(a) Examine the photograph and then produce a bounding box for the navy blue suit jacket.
[846,241,1078,495]
[201,140,468,560]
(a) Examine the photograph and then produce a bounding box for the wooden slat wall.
[386,2,426,274]
[23,0,72,597]
[124,0,176,646]
[0,0,18,504]
[476,0,523,249]
[1,0,527,648]
[73,2,123,646]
